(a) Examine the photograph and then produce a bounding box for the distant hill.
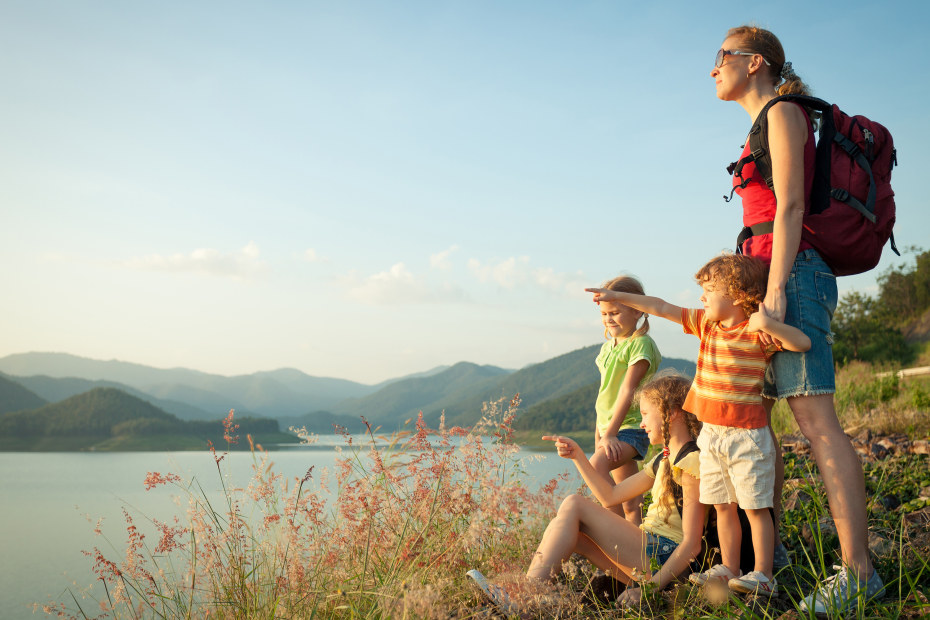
[436,345,603,427]
[441,348,697,429]
[513,355,696,434]
[0,386,177,436]
[2,372,219,420]
[0,374,47,414]
[329,362,512,426]
[0,387,295,451]
[0,352,376,416]
[320,344,611,430]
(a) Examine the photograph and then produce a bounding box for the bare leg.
[527,493,647,583]
[789,394,872,579]
[574,533,634,584]
[744,508,774,578]
[714,503,742,576]
[612,460,643,526]
[590,444,640,520]
[589,450,620,516]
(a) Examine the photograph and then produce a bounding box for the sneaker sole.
[729,582,777,596]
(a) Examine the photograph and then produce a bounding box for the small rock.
[780,433,810,454]
[802,517,838,549]
[868,531,895,557]
[911,440,930,455]
[784,488,813,512]
[880,494,901,510]
[869,442,888,459]
[905,506,930,525]
[920,486,930,500]
[783,477,816,490]
[877,437,897,453]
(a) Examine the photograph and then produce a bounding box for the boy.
[586,254,810,596]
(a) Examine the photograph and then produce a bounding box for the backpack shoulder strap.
[649,452,663,476]
[672,440,699,465]
[746,94,831,192]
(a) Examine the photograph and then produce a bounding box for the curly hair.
[601,275,650,339]
[694,253,769,318]
[638,372,700,519]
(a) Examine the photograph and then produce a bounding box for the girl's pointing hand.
[542,435,583,460]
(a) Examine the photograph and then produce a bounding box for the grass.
[43,374,930,619]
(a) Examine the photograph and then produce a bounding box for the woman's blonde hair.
[601,275,649,339]
[726,25,811,97]
[638,372,700,517]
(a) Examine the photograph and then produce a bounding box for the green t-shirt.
[594,334,661,436]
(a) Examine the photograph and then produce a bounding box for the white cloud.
[468,256,586,295]
[342,262,466,305]
[304,248,327,263]
[122,241,267,279]
[468,256,530,289]
[532,266,588,296]
[430,245,459,270]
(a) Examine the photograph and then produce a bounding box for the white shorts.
[696,423,775,510]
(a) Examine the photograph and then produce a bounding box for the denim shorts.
[762,249,838,399]
[616,428,649,461]
[644,532,679,565]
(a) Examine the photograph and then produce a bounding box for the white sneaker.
[466,569,517,614]
[799,565,885,614]
[728,570,778,596]
[688,563,741,587]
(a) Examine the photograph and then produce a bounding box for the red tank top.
[733,102,816,264]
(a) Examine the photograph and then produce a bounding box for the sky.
[2,1,928,385]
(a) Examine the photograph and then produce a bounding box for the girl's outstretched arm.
[584,288,684,325]
[541,435,653,507]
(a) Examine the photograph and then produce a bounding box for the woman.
[710,25,884,614]
[467,373,705,611]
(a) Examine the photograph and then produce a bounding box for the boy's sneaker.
[773,542,791,571]
[799,565,885,615]
[466,569,517,614]
[689,564,741,587]
[728,571,778,596]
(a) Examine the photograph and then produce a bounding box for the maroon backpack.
[729,94,899,276]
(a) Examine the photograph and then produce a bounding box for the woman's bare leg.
[789,393,872,578]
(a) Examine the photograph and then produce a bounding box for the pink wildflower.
[143,471,182,490]
[223,409,239,445]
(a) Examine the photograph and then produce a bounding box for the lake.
[0,439,582,619]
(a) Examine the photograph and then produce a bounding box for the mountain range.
[0,349,696,436]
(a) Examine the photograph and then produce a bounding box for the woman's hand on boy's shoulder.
[542,435,583,460]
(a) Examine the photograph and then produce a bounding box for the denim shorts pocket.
[814,271,838,316]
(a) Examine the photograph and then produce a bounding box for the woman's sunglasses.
[715,49,771,69]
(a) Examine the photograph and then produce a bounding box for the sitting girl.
[467,373,705,611]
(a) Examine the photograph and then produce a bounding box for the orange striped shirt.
[681,308,777,429]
